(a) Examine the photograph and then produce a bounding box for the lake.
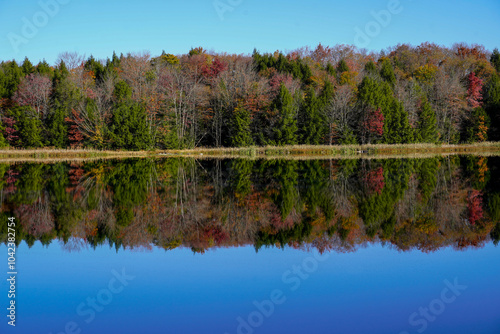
[1,156,499,334]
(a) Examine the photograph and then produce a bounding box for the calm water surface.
[1,156,499,333]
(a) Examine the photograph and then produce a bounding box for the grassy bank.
[1,142,500,162]
[0,148,152,159]
[162,142,500,158]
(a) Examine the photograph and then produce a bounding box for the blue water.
[1,242,499,334]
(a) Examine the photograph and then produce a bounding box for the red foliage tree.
[466,72,483,109]
[65,109,85,148]
[202,57,226,79]
[2,116,18,145]
[455,43,487,60]
[4,169,19,195]
[203,225,229,245]
[363,167,385,195]
[467,190,483,225]
[268,72,295,96]
[362,107,384,143]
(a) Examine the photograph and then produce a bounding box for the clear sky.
[0,0,499,65]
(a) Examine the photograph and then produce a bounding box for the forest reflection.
[1,156,499,254]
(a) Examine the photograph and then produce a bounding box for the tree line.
[1,43,500,150]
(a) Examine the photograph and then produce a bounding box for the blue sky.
[0,0,499,65]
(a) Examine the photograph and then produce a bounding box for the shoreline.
[0,142,499,162]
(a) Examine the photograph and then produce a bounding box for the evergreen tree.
[105,51,121,77]
[380,59,396,86]
[326,63,336,76]
[36,60,52,77]
[300,87,324,144]
[274,84,298,145]
[465,107,490,143]
[491,48,500,73]
[10,106,44,147]
[47,65,80,147]
[357,77,392,111]
[300,63,313,85]
[364,61,377,76]
[55,60,69,78]
[0,68,5,98]
[85,55,106,82]
[0,61,23,98]
[384,100,413,144]
[47,108,68,147]
[319,80,335,106]
[358,77,412,144]
[416,99,438,143]
[114,81,132,102]
[484,74,500,140]
[0,122,7,148]
[109,101,153,150]
[21,57,35,75]
[337,59,349,74]
[230,104,253,147]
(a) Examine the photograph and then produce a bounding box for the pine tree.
[21,57,35,75]
[274,84,298,145]
[358,77,392,111]
[364,61,377,76]
[491,48,500,73]
[1,61,23,98]
[114,81,132,102]
[84,55,105,82]
[397,102,414,143]
[484,74,500,140]
[416,99,438,143]
[0,122,7,148]
[231,105,253,147]
[337,59,349,74]
[380,59,396,86]
[326,63,336,76]
[300,87,324,144]
[0,69,5,98]
[47,67,79,147]
[47,108,68,147]
[384,100,413,144]
[36,60,52,77]
[109,101,153,150]
[319,80,335,106]
[358,77,412,144]
[10,106,44,148]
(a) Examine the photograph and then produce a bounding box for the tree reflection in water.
[1,156,499,253]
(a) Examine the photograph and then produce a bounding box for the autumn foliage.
[363,107,384,137]
[0,42,499,149]
[467,72,483,108]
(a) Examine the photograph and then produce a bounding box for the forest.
[1,156,499,253]
[0,42,499,150]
